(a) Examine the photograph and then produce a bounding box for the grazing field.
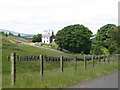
[8,35,32,43]
[2,36,118,88]
[0,34,2,89]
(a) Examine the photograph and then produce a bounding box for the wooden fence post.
[7,55,10,61]
[109,55,111,63]
[60,56,63,72]
[113,54,116,61]
[10,53,16,86]
[74,56,77,72]
[84,56,86,70]
[105,55,107,63]
[98,55,100,63]
[115,54,117,61]
[16,55,19,61]
[40,55,44,79]
[117,54,119,61]
[107,55,110,63]
[103,55,106,63]
[92,55,94,68]
[105,55,109,63]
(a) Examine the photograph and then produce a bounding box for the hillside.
[0,29,35,37]
[2,35,73,74]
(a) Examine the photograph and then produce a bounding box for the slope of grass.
[2,36,69,74]
[0,34,2,89]
[9,35,32,43]
[2,35,118,88]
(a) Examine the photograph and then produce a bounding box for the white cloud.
[0,0,119,34]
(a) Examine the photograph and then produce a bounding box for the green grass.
[9,35,32,43]
[2,36,69,73]
[2,35,119,88]
[0,34,2,89]
[35,42,59,50]
[2,61,118,88]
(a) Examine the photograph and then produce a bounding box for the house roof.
[42,34,52,37]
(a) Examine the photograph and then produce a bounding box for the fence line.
[8,55,110,62]
[8,53,120,86]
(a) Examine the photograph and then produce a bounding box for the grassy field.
[2,35,118,88]
[35,42,59,50]
[0,34,2,89]
[8,35,32,43]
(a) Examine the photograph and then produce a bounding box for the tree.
[90,40,109,55]
[55,24,92,53]
[32,34,42,42]
[9,32,13,35]
[5,33,8,37]
[18,34,21,37]
[96,24,117,48]
[91,24,117,54]
[0,31,4,36]
[1,31,4,35]
[106,26,120,54]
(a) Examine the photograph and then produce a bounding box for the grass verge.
[2,61,118,88]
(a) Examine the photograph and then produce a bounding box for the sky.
[0,0,119,34]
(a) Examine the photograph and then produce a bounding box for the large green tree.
[32,34,42,42]
[96,24,117,48]
[55,24,92,53]
[90,24,117,54]
[106,26,120,54]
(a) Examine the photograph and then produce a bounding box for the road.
[67,71,119,88]
[11,39,65,54]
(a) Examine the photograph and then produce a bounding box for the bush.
[32,34,42,42]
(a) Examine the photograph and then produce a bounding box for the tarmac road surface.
[67,70,119,88]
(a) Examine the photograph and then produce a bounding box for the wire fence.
[8,53,120,86]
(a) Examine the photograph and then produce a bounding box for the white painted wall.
[42,37,50,44]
